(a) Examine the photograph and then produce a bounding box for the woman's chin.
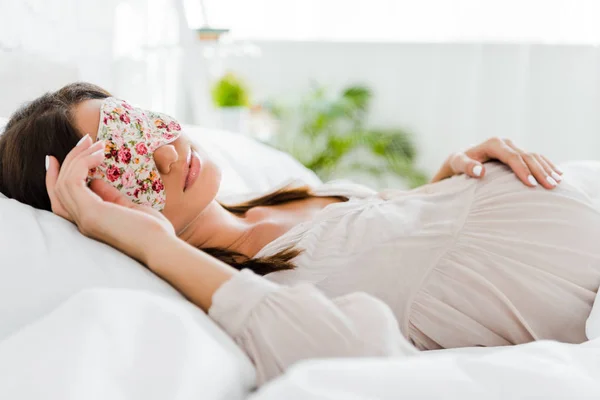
[162,159,222,235]
[188,159,222,202]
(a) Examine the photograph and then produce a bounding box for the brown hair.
[206,184,347,274]
[0,82,111,210]
[0,82,340,275]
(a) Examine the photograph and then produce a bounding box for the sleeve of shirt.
[208,269,418,385]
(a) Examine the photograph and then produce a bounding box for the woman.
[1,82,599,385]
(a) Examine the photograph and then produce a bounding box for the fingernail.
[551,171,562,182]
[76,134,89,146]
[472,165,483,177]
[546,176,557,186]
[44,155,49,171]
[528,175,538,186]
[555,165,564,174]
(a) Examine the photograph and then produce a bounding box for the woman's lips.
[184,151,201,191]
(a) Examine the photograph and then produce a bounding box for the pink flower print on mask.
[154,119,167,129]
[112,133,125,147]
[167,121,181,132]
[88,97,182,210]
[137,168,151,182]
[152,179,164,193]
[163,132,177,141]
[120,113,131,124]
[121,170,136,188]
[135,142,148,155]
[106,165,121,182]
[118,147,132,164]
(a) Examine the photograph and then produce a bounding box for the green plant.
[268,84,428,188]
[211,73,250,108]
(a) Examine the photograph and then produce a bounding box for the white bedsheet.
[1,284,599,400]
[588,288,600,340]
[251,339,600,400]
[0,289,255,400]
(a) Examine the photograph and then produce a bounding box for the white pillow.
[0,115,318,331]
[0,288,255,400]
[0,194,172,336]
[0,194,256,394]
[0,116,318,396]
[182,124,321,198]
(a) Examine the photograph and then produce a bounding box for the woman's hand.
[46,134,237,312]
[45,134,175,264]
[431,137,563,189]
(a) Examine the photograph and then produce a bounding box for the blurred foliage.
[267,84,428,188]
[211,72,250,108]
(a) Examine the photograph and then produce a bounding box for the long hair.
[205,184,347,275]
[0,82,341,275]
[0,82,111,210]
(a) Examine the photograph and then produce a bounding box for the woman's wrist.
[144,233,186,271]
[144,235,236,311]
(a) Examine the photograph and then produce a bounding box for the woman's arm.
[142,236,420,384]
[44,135,233,312]
[431,137,563,189]
[146,236,233,311]
[44,136,418,385]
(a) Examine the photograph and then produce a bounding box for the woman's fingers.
[449,152,485,178]
[487,143,538,188]
[534,154,562,184]
[46,137,106,223]
[502,140,558,189]
[540,154,564,176]
[45,155,59,201]
[60,145,107,210]
[62,134,93,167]
[81,145,106,170]
[45,155,71,220]
[90,179,134,208]
[520,152,556,189]
[453,137,563,189]
[65,140,105,179]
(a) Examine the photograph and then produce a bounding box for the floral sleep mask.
[88,97,182,211]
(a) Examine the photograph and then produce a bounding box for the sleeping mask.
[88,97,182,211]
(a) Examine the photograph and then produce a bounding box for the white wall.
[214,41,600,173]
[0,0,118,116]
[2,0,600,177]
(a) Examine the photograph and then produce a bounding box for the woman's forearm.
[146,236,236,312]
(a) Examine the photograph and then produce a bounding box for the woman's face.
[72,99,222,233]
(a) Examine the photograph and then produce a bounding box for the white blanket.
[0,289,255,400]
[2,288,600,400]
[252,340,600,400]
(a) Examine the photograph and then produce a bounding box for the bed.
[1,116,600,400]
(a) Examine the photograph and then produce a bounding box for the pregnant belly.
[410,161,600,350]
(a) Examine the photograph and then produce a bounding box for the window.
[183,0,600,43]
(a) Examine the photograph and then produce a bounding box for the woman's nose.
[153,144,179,174]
